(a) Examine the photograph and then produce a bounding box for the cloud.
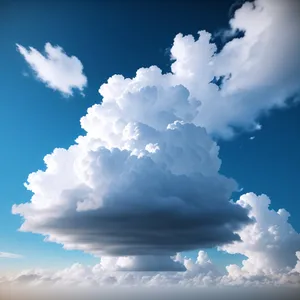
[16,43,87,96]
[292,252,300,274]
[2,242,300,288]
[12,119,250,257]
[100,255,185,272]
[0,250,219,288]
[0,251,23,259]
[12,0,300,272]
[220,193,300,284]
[169,0,300,138]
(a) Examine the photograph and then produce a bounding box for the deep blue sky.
[0,0,299,273]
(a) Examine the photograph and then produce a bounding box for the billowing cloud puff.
[220,193,300,284]
[170,0,300,137]
[17,43,87,96]
[292,252,300,274]
[100,255,185,272]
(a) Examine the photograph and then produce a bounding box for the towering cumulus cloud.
[12,0,300,278]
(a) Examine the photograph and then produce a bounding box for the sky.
[0,0,300,289]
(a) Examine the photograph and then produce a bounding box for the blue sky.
[0,0,300,287]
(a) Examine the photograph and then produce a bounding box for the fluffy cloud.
[84,0,300,139]
[292,252,300,274]
[169,0,300,138]
[0,252,23,259]
[183,0,300,138]
[17,43,87,96]
[12,118,250,257]
[12,0,300,275]
[100,255,185,272]
[220,193,300,285]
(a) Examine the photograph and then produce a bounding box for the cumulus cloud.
[0,252,23,259]
[292,252,300,274]
[12,0,300,275]
[17,43,87,96]
[12,118,250,257]
[170,0,300,137]
[100,255,185,272]
[220,193,300,285]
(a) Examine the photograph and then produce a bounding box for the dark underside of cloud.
[41,202,250,256]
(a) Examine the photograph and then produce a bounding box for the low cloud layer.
[221,193,300,277]
[17,43,87,96]
[12,0,300,277]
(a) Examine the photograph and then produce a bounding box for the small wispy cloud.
[249,136,255,140]
[0,251,23,259]
[16,42,87,97]
[22,71,29,77]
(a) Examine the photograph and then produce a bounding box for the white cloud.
[100,255,185,272]
[89,0,300,139]
[220,193,300,284]
[0,252,23,259]
[170,0,300,138]
[17,42,87,96]
[292,252,300,274]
